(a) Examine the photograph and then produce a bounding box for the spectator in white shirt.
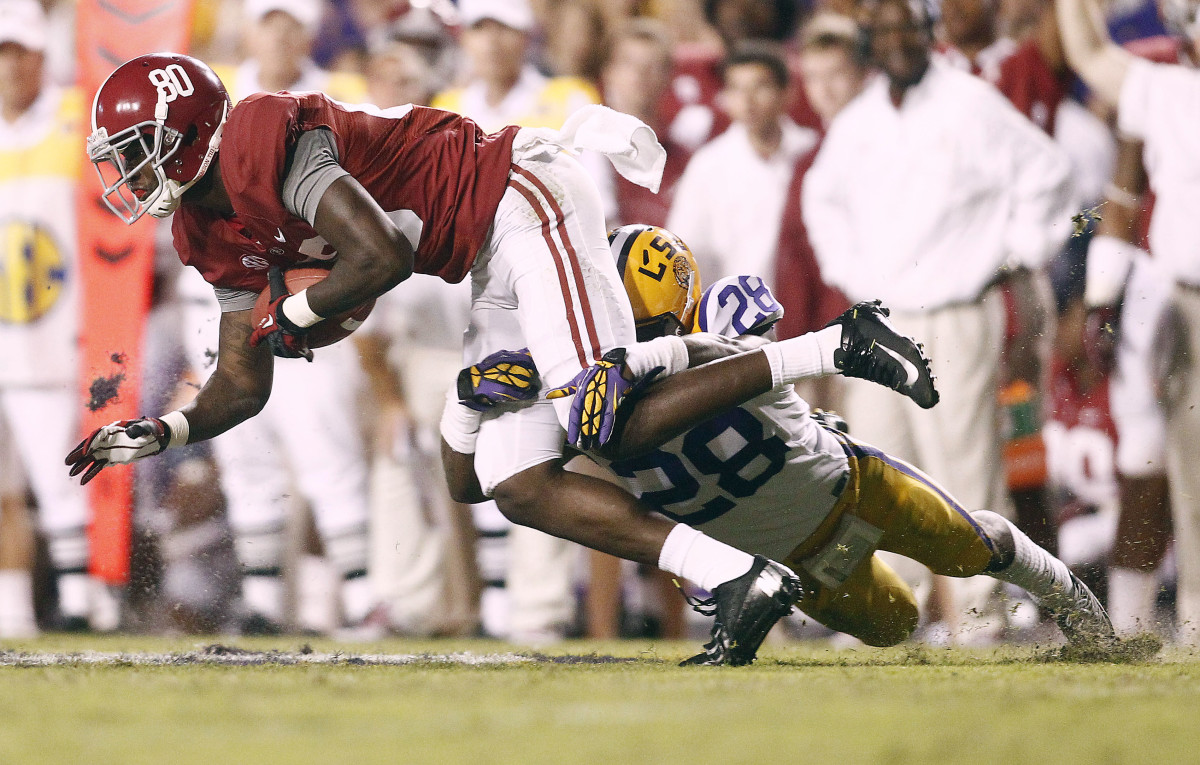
[216,0,366,103]
[1057,0,1200,645]
[803,0,1074,641]
[668,44,819,286]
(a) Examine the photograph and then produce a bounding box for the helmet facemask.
[88,88,227,224]
[635,312,686,342]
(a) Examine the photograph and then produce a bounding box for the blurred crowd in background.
[0,0,1194,646]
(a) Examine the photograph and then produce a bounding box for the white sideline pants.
[843,292,1014,636]
[0,386,88,572]
[1164,287,1200,645]
[1111,254,1173,476]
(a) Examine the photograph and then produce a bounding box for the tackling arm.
[600,336,776,461]
[441,440,489,505]
[440,336,772,501]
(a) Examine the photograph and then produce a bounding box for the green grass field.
[2,636,1197,765]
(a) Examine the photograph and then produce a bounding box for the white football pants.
[843,292,1015,638]
[464,149,637,639]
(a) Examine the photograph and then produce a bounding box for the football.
[250,267,375,348]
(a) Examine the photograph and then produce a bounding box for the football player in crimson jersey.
[452,225,1118,656]
[67,53,811,664]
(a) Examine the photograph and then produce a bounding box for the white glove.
[65,414,186,485]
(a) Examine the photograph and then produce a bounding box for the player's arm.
[599,332,773,457]
[253,129,414,353]
[566,300,936,457]
[441,348,546,503]
[181,309,275,441]
[66,309,274,484]
[303,176,414,317]
[1055,0,1134,104]
[606,346,778,461]
[441,439,489,505]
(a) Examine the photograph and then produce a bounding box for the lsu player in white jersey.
[462,224,1116,654]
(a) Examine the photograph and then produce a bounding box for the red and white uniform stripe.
[506,165,604,370]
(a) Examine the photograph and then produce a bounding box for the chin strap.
[146,99,227,219]
[148,178,185,218]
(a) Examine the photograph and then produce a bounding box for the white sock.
[990,518,1077,608]
[0,570,37,638]
[1108,566,1158,635]
[340,576,375,625]
[58,572,90,618]
[657,525,754,592]
[624,335,690,378]
[242,574,284,622]
[762,326,842,388]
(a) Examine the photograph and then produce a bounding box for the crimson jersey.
[995,41,1068,136]
[172,93,519,293]
[1044,358,1118,508]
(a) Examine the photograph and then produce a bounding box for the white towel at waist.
[512,104,666,193]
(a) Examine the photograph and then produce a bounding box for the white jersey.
[599,276,850,562]
[1117,58,1200,285]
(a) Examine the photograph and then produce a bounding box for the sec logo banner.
[0,221,66,324]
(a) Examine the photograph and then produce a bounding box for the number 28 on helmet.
[609,224,702,342]
[87,53,230,224]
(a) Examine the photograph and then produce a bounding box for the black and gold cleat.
[826,300,940,409]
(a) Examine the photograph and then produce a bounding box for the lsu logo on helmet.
[608,224,702,341]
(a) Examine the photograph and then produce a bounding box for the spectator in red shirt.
[773,14,864,408]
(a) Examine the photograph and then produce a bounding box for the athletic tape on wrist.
[440,385,482,455]
[281,289,324,328]
[160,410,190,449]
